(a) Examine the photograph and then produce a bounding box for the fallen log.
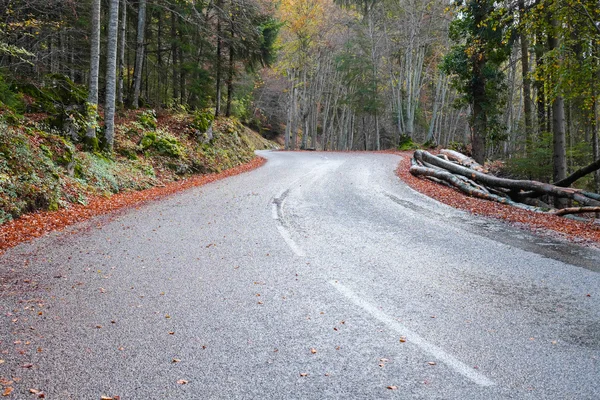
[440,149,487,173]
[414,150,600,207]
[553,158,600,187]
[552,207,600,216]
[409,164,542,212]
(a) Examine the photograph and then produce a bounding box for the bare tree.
[104,0,120,150]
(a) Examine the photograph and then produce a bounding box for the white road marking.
[271,203,279,220]
[276,225,306,257]
[329,280,495,387]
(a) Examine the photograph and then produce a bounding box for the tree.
[442,0,513,163]
[104,0,120,150]
[132,0,147,109]
[85,0,101,151]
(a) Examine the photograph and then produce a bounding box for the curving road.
[1,150,599,399]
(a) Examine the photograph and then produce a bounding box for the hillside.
[0,110,277,226]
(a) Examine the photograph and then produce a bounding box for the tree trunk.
[595,44,600,193]
[171,12,179,103]
[85,0,101,149]
[131,0,146,109]
[104,0,120,151]
[225,18,235,117]
[215,0,223,117]
[157,10,164,106]
[535,34,546,135]
[414,150,600,206]
[471,6,487,164]
[117,0,127,107]
[548,15,567,207]
[519,0,533,155]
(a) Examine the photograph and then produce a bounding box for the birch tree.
[104,0,120,150]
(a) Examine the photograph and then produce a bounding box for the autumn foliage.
[396,151,600,244]
[0,157,266,254]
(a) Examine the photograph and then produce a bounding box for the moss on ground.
[0,110,277,224]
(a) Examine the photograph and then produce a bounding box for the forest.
[1,0,600,221]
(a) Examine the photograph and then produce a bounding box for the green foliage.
[0,72,24,113]
[258,17,282,68]
[138,109,158,130]
[505,133,553,182]
[441,0,514,147]
[397,134,420,151]
[336,40,383,116]
[0,123,65,222]
[191,110,215,134]
[139,130,183,158]
[17,74,88,135]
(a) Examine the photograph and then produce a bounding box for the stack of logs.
[409,149,600,217]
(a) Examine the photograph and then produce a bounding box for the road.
[1,151,599,399]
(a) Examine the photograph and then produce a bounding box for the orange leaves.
[0,157,266,254]
[396,151,600,244]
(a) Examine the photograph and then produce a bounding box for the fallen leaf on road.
[29,389,40,394]
[299,373,308,377]
[387,386,397,390]
[427,362,436,366]
[399,336,407,343]
[0,360,4,364]
[96,325,102,329]
[176,379,188,385]
[168,331,175,335]
[310,348,317,354]
[2,387,13,396]
[22,363,33,368]
[172,358,181,363]
[165,314,171,319]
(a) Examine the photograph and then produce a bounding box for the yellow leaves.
[2,387,13,397]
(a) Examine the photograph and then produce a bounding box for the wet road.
[1,151,599,399]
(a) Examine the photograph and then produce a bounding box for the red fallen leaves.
[0,157,266,254]
[395,151,600,245]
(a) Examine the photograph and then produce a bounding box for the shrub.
[191,110,214,134]
[138,109,157,130]
[397,134,420,151]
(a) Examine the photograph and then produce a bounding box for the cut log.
[552,207,600,216]
[414,150,600,207]
[409,164,542,212]
[439,149,487,173]
[553,158,600,187]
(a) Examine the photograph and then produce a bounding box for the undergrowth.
[0,110,275,225]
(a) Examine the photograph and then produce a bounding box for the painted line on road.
[329,280,495,387]
[276,225,306,257]
[271,189,305,257]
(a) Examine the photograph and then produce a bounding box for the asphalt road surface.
[1,151,600,399]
